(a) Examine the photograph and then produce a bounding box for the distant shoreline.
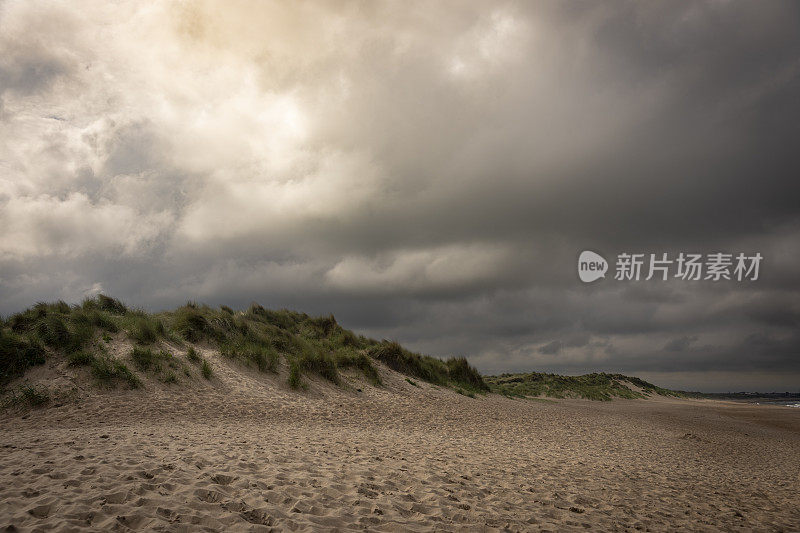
[686,392,800,402]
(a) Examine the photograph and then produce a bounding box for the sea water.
[753,400,800,408]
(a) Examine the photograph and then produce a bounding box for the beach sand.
[2,357,799,531]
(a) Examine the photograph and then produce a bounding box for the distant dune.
[2,297,800,530]
[485,372,681,401]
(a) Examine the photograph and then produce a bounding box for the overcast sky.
[1,0,799,392]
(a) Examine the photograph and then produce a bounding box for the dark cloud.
[663,336,698,353]
[539,341,562,355]
[1,1,799,392]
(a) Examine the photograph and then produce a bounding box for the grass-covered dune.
[0,295,488,401]
[1,295,685,407]
[485,372,680,401]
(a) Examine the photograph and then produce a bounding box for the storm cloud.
[1,0,799,391]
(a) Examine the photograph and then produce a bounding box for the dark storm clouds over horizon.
[1,1,799,391]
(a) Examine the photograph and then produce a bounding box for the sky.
[1,0,799,392]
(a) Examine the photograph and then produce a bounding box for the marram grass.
[0,295,488,394]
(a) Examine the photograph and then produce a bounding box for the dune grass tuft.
[201,359,212,379]
[0,329,46,384]
[221,340,278,373]
[455,387,476,398]
[130,346,158,371]
[186,346,201,363]
[67,350,96,366]
[446,357,489,392]
[335,349,381,385]
[72,309,119,333]
[171,306,210,342]
[36,314,71,349]
[369,341,446,385]
[130,347,180,378]
[368,341,487,392]
[2,383,50,408]
[91,355,140,389]
[288,359,304,389]
[301,354,338,383]
[83,294,127,315]
[126,315,165,345]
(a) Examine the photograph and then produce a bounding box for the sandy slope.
[1,354,799,532]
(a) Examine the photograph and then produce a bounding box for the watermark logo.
[578,250,608,283]
[579,251,762,283]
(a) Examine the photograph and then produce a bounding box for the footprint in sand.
[27,503,54,519]
[241,507,273,525]
[210,473,236,485]
[102,491,129,505]
[195,488,225,503]
[156,506,179,522]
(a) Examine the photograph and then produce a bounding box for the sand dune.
[2,355,799,532]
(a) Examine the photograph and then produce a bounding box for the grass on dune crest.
[0,295,489,394]
[485,372,680,401]
[369,341,489,394]
[1,295,683,402]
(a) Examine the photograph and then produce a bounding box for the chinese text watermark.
[578,251,762,283]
